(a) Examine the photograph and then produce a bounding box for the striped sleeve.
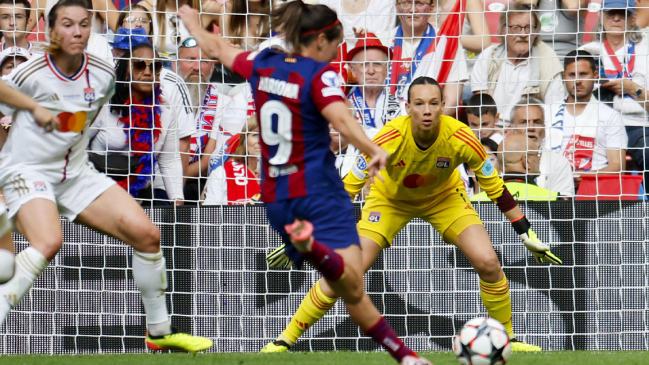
[343,126,402,198]
[452,127,505,200]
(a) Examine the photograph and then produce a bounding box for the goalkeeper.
[262,77,561,353]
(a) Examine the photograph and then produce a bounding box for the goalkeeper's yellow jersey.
[344,115,505,202]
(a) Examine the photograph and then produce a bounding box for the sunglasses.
[131,60,163,74]
[181,38,198,48]
[124,16,150,24]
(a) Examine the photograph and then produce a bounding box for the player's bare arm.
[177,5,243,70]
[0,81,60,131]
[322,101,389,180]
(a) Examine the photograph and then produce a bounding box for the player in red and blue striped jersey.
[179,2,431,364]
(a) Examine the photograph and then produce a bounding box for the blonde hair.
[232,115,260,164]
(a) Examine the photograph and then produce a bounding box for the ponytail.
[271,0,342,53]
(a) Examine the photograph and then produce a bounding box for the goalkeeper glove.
[511,215,562,265]
[266,244,293,269]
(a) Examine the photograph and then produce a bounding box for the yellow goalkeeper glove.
[266,244,293,269]
[511,215,562,265]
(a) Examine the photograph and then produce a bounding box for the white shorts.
[2,164,115,221]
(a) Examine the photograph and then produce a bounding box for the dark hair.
[111,43,157,116]
[47,0,89,31]
[116,4,154,41]
[0,0,31,21]
[564,49,597,73]
[466,93,498,117]
[271,0,342,53]
[480,137,499,153]
[407,76,442,103]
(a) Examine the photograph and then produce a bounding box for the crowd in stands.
[0,0,647,204]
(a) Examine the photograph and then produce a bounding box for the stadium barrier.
[1,201,647,354]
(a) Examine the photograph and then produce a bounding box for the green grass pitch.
[4,351,649,365]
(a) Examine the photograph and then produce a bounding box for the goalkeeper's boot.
[284,219,314,252]
[146,327,213,353]
[510,338,542,352]
[260,339,292,353]
[400,355,433,365]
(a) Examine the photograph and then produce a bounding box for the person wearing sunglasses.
[89,43,184,210]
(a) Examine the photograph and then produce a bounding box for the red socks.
[301,239,345,281]
[364,316,416,362]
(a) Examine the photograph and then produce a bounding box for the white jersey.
[0,53,115,183]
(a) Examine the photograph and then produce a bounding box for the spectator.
[319,0,395,46]
[346,33,400,139]
[112,5,153,59]
[88,43,183,207]
[509,97,575,196]
[470,2,564,124]
[0,46,29,75]
[517,0,588,59]
[203,116,260,205]
[172,37,216,203]
[548,50,627,189]
[472,134,560,200]
[330,125,357,178]
[368,0,469,115]
[137,0,219,58]
[580,0,649,187]
[0,0,43,54]
[466,93,503,144]
[480,137,501,173]
[31,0,119,35]
[218,0,271,50]
[0,47,29,131]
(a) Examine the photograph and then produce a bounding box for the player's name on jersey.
[258,76,299,100]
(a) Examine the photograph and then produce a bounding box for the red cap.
[345,33,391,64]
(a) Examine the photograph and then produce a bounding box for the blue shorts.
[265,192,359,264]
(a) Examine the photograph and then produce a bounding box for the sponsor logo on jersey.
[368,211,381,223]
[62,94,82,101]
[481,159,495,176]
[57,111,87,133]
[394,160,406,167]
[268,164,298,178]
[321,71,340,88]
[34,181,47,192]
[84,88,95,102]
[258,77,299,99]
[436,157,450,168]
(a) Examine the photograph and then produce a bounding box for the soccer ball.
[453,317,512,365]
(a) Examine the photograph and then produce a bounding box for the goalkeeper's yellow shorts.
[357,185,483,249]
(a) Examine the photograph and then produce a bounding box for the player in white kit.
[0,0,212,352]
[0,64,59,285]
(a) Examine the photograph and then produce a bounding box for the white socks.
[0,249,15,284]
[132,250,171,337]
[0,247,49,327]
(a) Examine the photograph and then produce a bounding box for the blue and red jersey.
[232,49,347,203]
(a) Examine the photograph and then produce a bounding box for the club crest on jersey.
[34,181,47,192]
[368,211,381,223]
[84,88,95,102]
[436,157,451,168]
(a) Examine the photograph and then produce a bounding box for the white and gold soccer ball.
[453,317,512,365]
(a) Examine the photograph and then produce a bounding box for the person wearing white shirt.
[368,0,468,115]
[509,98,576,196]
[88,43,183,205]
[470,2,565,125]
[346,33,400,139]
[319,0,395,46]
[546,51,627,194]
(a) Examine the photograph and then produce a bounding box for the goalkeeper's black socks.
[364,316,416,362]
